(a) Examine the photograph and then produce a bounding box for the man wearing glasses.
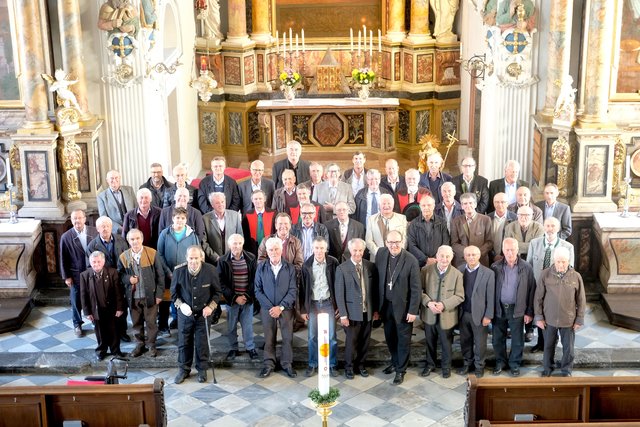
[292,203,330,261]
[313,163,356,217]
[375,230,421,385]
[452,157,490,214]
[238,160,275,214]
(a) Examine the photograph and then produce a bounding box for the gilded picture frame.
[0,0,22,108]
[610,0,640,101]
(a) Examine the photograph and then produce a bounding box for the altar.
[256,98,400,157]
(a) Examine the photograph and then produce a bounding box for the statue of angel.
[41,69,81,111]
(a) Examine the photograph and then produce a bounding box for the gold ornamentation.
[418,134,442,174]
[551,136,572,166]
[56,107,81,130]
[506,62,522,78]
[612,137,626,196]
[258,113,271,130]
[385,111,398,129]
[9,145,20,170]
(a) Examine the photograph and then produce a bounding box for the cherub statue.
[41,69,81,111]
[553,75,577,125]
[97,0,140,37]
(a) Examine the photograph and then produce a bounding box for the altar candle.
[358,30,361,54]
[5,157,11,187]
[290,30,293,53]
[200,55,207,71]
[295,34,299,54]
[626,155,631,179]
[363,25,366,51]
[302,29,305,52]
[283,33,286,55]
[350,28,354,52]
[369,30,373,57]
[378,29,382,52]
[318,313,330,395]
[276,30,279,55]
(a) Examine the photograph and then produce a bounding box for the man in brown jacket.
[534,247,585,377]
[420,245,464,378]
[450,193,493,267]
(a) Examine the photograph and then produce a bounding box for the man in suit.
[139,163,174,209]
[162,163,198,209]
[353,169,394,228]
[450,193,493,267]
[365,194,407,261]
[254,237,298,378]
[380,158,406,194]
[420,245,464,378]
[313,163,356,217]
[395,168,431,214]
[296,184,328,224]
[239,160,275,214]
[87,216,131,342]
[81,251,126,361]
[302,161,324,199]
[488,160,529,212]
[419,151,452,206]
[536,183,572,240]
[197,156,241,213]
[97,169,137,234]
[527,216,575,353]
[301,237,340,377]
[451,156,490,214]
[292,203,330,261]
[325,201,365,262]
[202,192,243,266]
[491,237,536,377]
[334,238,378,380]
[122,188,162,249]
[159,187,205,242]
[504,205,544,259]
[435,182,464,232]
[60,209,98,337]
[376,230,421,385]
[272,140,311,189]
[271,169,299,217]
[458,245,495,377]
[342,151,368,196]
[508,186,543,224]
[242,189,276,255]
[407,195,450,268]
[488,192,517,263]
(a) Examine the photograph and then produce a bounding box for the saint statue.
[97,0,140,37]
[496,0,535,33]
[196,0,223,41]
[430,0,460,42]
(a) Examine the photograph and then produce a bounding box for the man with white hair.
[365,194,407,261]
[254,237,298,378]
[162,164,198,209]
[122,188,162,249]
[272,140,311,189]
[535,183,572,240]
[504,205,544,259]
[452,156,490,214]
[396,168,432,213]
[419,151,452,206]
[488,160,529,212]
[159,187,205,242]
[434,181,464,232]
[202,192,242,266]
[313,163,356,217]
[353,169,395,228]
[534,247,585,377]
[97,169,137,234]
[508,186,543,225]
[238,160,275,213]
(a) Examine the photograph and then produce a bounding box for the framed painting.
[584,145,608,197]
[610,0,640,101]
[24,151,51,201]
[0,0,21,107]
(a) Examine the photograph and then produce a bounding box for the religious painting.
[610,238,640,275]
[0,0,20,107]
[77,142,90,193]
[611,0,640,100]
[0,243,23,280]
[24,151,51,201]
[584,145,608,197]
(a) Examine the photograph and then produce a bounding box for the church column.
[406,0,431,43]
[57,0,94,125]
[251,0,270,43]
[386,0,406,42]
[541,0,573,117]
[14,0,53,133]
[225,0,251,46]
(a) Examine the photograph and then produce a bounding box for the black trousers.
[343,313,372,370]
[424,321,453,371]
[177,312,209,373]
[543,325,575,374]
[261,309,294,369]
[94,308,121,356]
[459,311,488,369]
[382,301,413,374]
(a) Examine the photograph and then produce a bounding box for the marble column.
[251,0,270,43]
[58,0,94,125]
[386,0,406,43]
[406,0,431,43]
[14,0,53,134]
[577,0,615,127]
[225,0,252,46]
[541,0,573,117]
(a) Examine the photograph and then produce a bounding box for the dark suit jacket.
[450,213,493,267]
[97,186,137,234]
[325,218,366,262]
[352,186,396,227]
[218,250,257,305]
[162,184,198,209]
[380,175,407,194]
[458,264,495,326]
[375,248,422,324]
[254,259,298,310]
[487,210,518,259]
[80,266,125,320]
[451,174,490,214]
[87,234,129,269]
[407,215,450,267]
[242,209,277,255]
[60,226,98,286]
[491,258,535,319]
[301,255,339,314]
[158,205,205,243]
[239,178,275,213]
[122,206,162,249]
[140,177,174,209]
[202,209,243,265]
[419,172,452,205]
[535,200,572,240]
[487,178,529,213]
[334,258,378,321]
[272,158,311,189]
[434,201,464,226]
[197,174,241,213]
[291,222,331,259]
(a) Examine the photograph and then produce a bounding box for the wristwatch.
[279,305,285,311]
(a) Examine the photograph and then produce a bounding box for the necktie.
[340,222,347,243]
[462,181,468,194]
[543,245,552,269]
[371,192,378,215]
[257,213,264,245]
[330,187,337,203]
[356,263,366,311]
[409,192,415,203]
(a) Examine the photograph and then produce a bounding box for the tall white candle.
[626,155,631,179]
[5,157,11,187]
[276,30,279,55]
[363,25,366,51]
[290,29,293,53]
[283,33,286,56]
[318,313,330,395]
[378,29,382,52]
[369,30,373,58]
[358,30,361,54]
[302,29,305,52]
[350,28,354,52]
[295,34,299,54]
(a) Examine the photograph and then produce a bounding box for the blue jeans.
[307,300,337,368]
[226,302,255,351]
[70,281,83,328]
[492,304,525,370]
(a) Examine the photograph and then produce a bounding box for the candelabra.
[6,183,18,224]
[190,48,218,102]
[459,53,493,80]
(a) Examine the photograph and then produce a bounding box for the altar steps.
[602,293,640,332]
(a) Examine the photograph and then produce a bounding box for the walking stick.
[204,314,217,384]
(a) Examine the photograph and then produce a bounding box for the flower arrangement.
[279,68,301,87]
[308,387,340,405]
[351,67,375,85]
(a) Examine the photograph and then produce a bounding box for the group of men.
[59,139,585,385]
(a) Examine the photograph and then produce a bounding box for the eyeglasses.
[386,241,402,246]
[518,214,532,217]
[301,212,315,216]
[461,164,476,168]
[251,168,264,172]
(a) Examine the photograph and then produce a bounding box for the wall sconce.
[190,54,218,102]
[459,53,493,80]
[147,57,183,77]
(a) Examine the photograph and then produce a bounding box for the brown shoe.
[148,346,157,357]
[131,344,147,358]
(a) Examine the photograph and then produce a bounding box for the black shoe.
[541,370,552,377]
[283,367,297,378]
[510,368,520,377]
[442,369,451,378]
[493,366,503,375]
[95,353,107,361]
[248,349,259,360]
[561,372,572,377]
[226,350,238,360]
[112,351,127,358]
[304,366,316,377]
[211,305,222,325]
[120,334,132,343]
[131,345,147,358]
[330,367,339,377]
[345,369,354,380]
[392,372,405,385]
[258,367,272,378]
[359,368,369,378]
[174,370,189,384]
[531,344,543,353]
[525,332,533,343]
[457,365,470,375]
[197,371,207,383]
[148,346,157,358]
[421,366,434,377]
[474,369,484,378]
[169,319,178,329]
[159,328,171,337]
[382,365,396,375]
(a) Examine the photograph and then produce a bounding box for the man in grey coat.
[97,169,137,234]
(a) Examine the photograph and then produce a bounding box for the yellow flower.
[293,72,300,80]
[279,72,287,80]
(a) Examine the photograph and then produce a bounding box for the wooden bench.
[0,378,166,427]
[466,375,640,426]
